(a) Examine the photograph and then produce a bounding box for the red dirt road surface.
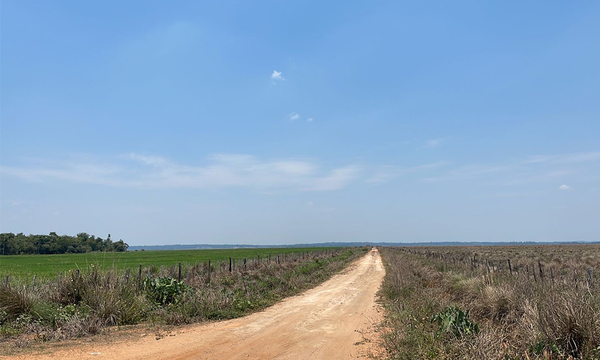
[18,248,385,360]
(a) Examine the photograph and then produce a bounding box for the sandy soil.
[14,248,385,360]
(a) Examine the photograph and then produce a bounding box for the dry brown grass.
[378,245,600,360]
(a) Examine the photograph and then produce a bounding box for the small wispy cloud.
[423,165,509,183]
[306,117,314,123]
[307,165,362,191]
[503,170,572,185]
[0,153,361,192]
[525,151,600,164]
[271,70,284,81]
[366,162,450,184]
[421,149,600,186]
[559,184,572,191]
[423,139,445,148]
[287,113,300,121]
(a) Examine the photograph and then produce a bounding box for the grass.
[0,247,368,352]
[378,245,600,360]
[0,247,339,280]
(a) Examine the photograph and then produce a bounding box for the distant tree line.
[0,232,128,255]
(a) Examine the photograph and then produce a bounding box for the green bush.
[431,305,479,338]
[144,277,191,306]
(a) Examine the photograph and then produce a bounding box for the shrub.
[431,305,479,338]
[144,277,192,306]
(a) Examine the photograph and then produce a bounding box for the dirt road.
[20,248,385,360]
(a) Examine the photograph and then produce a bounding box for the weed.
[144,277,191,306]
[431,305,479,338]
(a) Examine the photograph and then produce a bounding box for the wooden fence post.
[178,263,182,282]
[229,257,232,272]
[507,259,512,275]
[207,260,211,284]
[138,265,142,289]
[538,261,544,282]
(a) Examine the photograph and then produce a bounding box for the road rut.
[20,248,385,360]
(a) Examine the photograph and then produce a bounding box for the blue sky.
[1,1,599,245]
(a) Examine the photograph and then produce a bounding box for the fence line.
[398,247,597,289]
[1,248,346,290]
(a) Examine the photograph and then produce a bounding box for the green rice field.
[0,247,340,280]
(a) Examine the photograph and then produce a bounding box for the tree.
[0,232,129,255]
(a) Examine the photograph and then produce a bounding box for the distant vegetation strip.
[128,241,600,251]
[0,233,128,255]
[0,247,368,352]
[378,245,600,360]
[0,247,343,280]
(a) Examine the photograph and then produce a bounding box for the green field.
[0,247,340,280]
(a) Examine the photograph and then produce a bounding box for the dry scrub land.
[378,245,600,360]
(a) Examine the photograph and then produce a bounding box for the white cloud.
[0,153,361,192]
[525,151,600,164]
[366,162,450,185]
[306,165,362,191]
[559,184,572,191]
[306,118,314,123]
[271,70,284,80]
[123,153,170,166]
[423,139,445,148]
[422,164,509,183]
[307,201,314,206]
[287,113,300,121]
[503,170,572,185]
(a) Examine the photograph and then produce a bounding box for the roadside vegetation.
[378,245,600,360]
[0,247,367,352]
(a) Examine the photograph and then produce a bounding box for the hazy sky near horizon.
[1,1,599,245]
